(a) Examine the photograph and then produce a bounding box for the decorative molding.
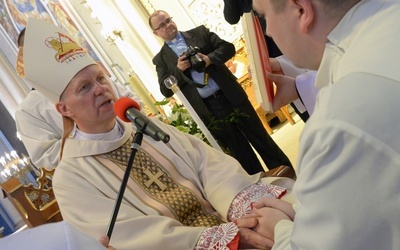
[239,77,252,90]
[185,0,242,42]
[138,0,156,16]
[141,0,242,43]
[233,36,246,54]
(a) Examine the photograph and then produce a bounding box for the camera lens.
[186,46,205,72]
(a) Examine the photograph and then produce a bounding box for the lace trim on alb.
[194,222,239,250]
[227,182,287,221]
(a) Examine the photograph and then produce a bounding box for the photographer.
[150,10,293,175]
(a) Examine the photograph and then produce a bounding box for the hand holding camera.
[183,46,207,72]
[177,54,191,72]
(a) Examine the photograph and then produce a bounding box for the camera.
[184,46,205,72]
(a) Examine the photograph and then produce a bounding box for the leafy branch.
[155,98,249,145]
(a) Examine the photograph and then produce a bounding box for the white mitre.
[22,18,96,103]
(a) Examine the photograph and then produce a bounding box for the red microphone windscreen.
[114,97,141,122]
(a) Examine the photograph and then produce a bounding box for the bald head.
[148,10,168,30]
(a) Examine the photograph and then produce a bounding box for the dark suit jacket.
[152,25,249,124]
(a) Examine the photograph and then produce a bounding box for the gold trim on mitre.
[16,46,25,78]
[23,18,95,103]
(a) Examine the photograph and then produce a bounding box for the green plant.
[154,98,249,145]
[155,99,205,141]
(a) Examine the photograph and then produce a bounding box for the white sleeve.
[275,56,308,78]
[275,56,308,113]
[15,91,63,169]
[295,71,318,115]
[274,74,400,249]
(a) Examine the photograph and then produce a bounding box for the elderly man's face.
[56,64,117,133]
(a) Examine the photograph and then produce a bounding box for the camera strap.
[178,70,208,88]
[204,73,209,86]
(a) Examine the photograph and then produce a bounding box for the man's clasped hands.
[237,198,295,249]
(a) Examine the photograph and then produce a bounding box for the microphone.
[114,97,170,143]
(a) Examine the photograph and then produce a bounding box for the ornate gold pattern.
[239,77,252,90]
[105,138,223,227]
[143,168,167,191]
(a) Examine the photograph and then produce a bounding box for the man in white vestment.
[15,84,141,170]
[249,0,400,249]
[14,28,143,170]
[19,18,294,250]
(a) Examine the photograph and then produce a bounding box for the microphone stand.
[106,124,145,240]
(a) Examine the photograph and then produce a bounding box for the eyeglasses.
[154,17,173,31]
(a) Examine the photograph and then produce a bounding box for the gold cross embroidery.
[143,169,167,191]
